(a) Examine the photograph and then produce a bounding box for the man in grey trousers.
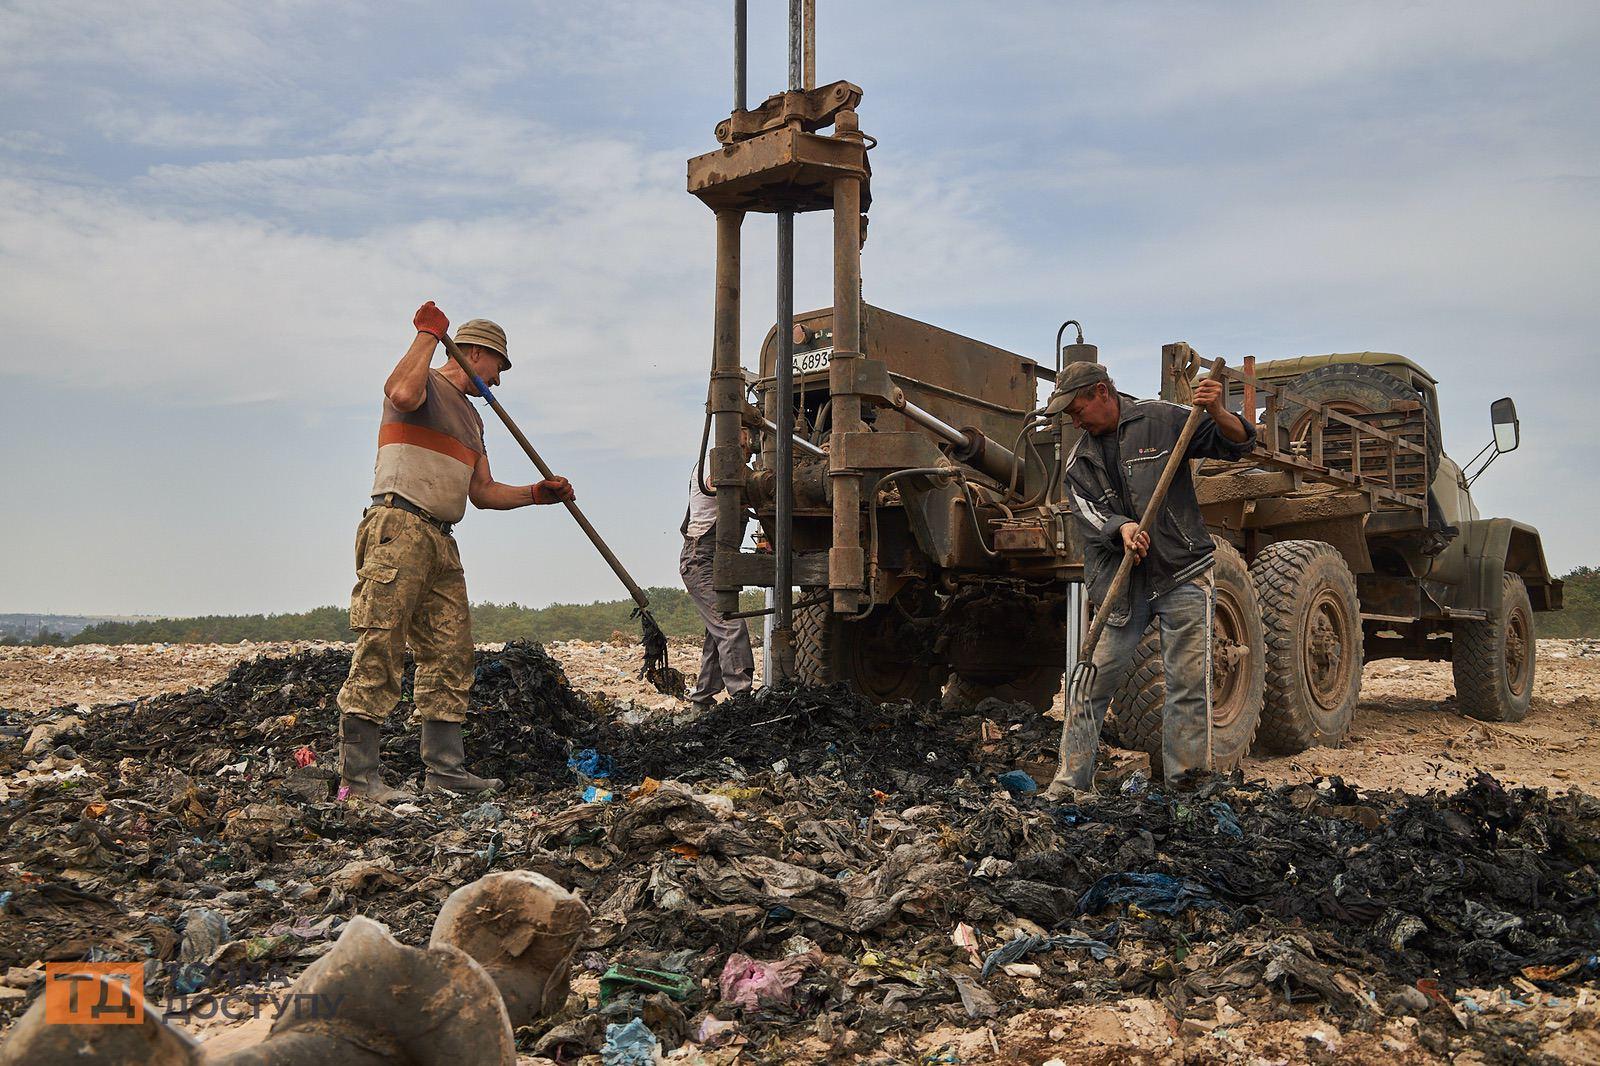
[679,428,756,710]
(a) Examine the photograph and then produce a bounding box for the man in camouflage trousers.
[336,301,575,802]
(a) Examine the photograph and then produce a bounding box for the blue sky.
[2,1,1597,616]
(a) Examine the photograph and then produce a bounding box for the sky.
[2,0,1597,616]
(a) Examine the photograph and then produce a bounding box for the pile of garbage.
[2,642,1597,1062]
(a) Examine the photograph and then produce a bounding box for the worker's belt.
[370,494,453,536]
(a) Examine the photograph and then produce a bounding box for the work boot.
[421,720,503,795]
[339,716,418,804]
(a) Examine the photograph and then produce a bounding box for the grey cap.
[1045,361,1110,415]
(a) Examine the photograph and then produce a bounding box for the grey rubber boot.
[421,720,503,795]
[339,715,418,804]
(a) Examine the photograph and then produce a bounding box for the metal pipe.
[788,0,803,90]
[774,212,795,667]
[895,397,966,446]
[711,210,745,615]
[802,0,816,89]
[761,417,828,458]
[733,0,747,112]
[893,395,1025,486]
[828,116,866,615]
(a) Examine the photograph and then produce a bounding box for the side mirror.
[1491,397,1519,453]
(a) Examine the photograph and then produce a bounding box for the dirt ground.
[6,637,1595,795]
[2,638,1597,1064]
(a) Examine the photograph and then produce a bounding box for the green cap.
[1045,361,1109,415]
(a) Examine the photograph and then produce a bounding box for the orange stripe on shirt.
[378,422,480,468]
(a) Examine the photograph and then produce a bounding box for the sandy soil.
[8,638,1594,796]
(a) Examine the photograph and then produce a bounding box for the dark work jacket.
[1065,393,1256,625]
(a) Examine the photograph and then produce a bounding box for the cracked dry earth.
[0,637,1597,1065]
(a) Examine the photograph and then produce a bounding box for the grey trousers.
[1062,574,1214,788]
[679,532,754,702]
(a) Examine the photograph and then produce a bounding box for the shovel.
[1042,357,1228,802]
[439,333,685,697]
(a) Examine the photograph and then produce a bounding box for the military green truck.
[736,314,1563,765]
[684,77,1562,769]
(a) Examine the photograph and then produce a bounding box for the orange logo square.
[43,962,145,1025]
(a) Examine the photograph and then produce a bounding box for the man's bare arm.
[385,302,450,413]
[1194,378,1249,443]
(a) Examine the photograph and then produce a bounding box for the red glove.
[413,301,449,340]
[531,477,575,505]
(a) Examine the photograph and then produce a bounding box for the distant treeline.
[6,569,1595,646]
[4,587,768,647]
[1538,566,1598,638]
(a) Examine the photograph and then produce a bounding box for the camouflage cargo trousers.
[336,505,474,725]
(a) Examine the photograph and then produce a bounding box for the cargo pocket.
[349,561,402,630]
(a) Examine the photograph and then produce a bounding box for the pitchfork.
[1042,357,1228,801]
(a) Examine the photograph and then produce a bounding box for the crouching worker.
[1050,362,1253,791]
[679,426,756,710]
[337,302,575,802]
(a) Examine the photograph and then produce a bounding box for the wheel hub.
[1303,590,1352,710]
[1505,607,1531,697]
[1210,591,1250,729]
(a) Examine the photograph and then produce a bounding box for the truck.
[686,77,1563,770]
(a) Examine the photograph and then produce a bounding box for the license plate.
[792,347,833,375]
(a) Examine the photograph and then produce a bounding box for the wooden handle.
[439,333,651,611]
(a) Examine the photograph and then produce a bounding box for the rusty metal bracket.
[715,80,863,144]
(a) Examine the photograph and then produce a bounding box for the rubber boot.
[421,719,503,795]
[339,715,418,804]
[430,871,591,1028]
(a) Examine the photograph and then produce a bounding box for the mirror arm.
[1464,438,1499,487]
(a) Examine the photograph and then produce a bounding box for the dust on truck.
[686,78,1562,767]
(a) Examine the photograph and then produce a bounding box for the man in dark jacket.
[1048,362,1254,791]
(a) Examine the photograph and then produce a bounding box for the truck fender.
[1455,518,1563,613]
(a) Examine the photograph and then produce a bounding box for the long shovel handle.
[439,333,652,612]
[1076,357,1228,660]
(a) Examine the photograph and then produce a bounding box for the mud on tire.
[1103,537,1265,772]
[1453,572,1535,723]
[1252,539,1363,753]
[794,597,944,703]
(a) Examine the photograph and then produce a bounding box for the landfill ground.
[1,638,1598,1064]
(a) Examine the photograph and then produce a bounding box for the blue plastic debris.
[1209,801,1243,838]
[1075,871,1221,917]
[568,749,615,779]
[0,891,12,913]
[1120,770,1149,796]
[997,770,1037,794]
[582,785,614,804]
[980,931,1115,978]
[601,1018,659,1066]
[1053,805,1090,827]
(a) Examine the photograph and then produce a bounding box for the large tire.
[1282,363,1441,480]
[1102,538,1265,772]
[944,667,1064,714]
[1453,572,1535,722]
[794,598,944,703]
[1252,539,1363,753]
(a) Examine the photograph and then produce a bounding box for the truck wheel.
[1281,363,1441,479]
[1252,539,1363,753]
[1102,538,1265,772]
[794,599,944,703]
[1453,572,1535,722]
[943,667,1064,714]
